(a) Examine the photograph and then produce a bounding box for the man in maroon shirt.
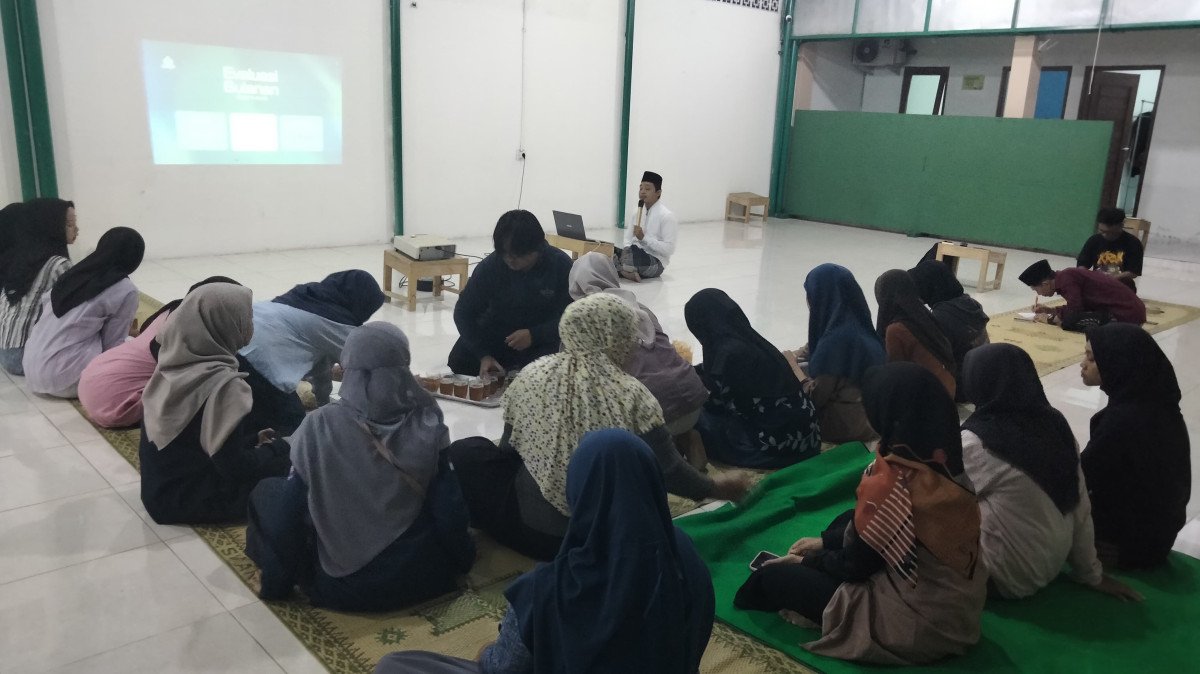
[1019,259,1146,329]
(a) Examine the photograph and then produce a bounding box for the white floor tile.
[0,445,108,512]
[41,406,105,445]
[0,490,157,585]
[0,412,71,458]
[44,613,284,674]
[73,438,141,488]
[167,532,260,611]
[0,381,37,416]
[231,602,330,674]
[114,483,193,543]
[0,543,225,673]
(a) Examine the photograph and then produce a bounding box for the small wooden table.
[725,192,769,223]
[545,234,616,260]
[382,249,469,312]
[935,242,1007,293]
[1123,217,1151,251]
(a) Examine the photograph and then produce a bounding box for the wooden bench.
[934,242,1007,293]
[545,234,615,260]
[382,249,469,312]
[725,192,769,223]
[1123,217,1151,251]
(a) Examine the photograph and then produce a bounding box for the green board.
[782,111,1112,255]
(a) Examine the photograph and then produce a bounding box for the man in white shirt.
[615,171,677,282]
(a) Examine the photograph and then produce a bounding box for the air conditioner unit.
[852,38,908,67]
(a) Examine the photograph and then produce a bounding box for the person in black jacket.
[448,210,572,377]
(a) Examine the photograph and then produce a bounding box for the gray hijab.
[142,284,254,457]
[569,252,656,347]
[290,322,450,577]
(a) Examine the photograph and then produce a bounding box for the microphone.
[634,199,644,234]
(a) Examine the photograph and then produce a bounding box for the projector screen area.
[142,41,343,165]
[36,0,389,258]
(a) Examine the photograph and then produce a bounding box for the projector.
[393,234,456,261]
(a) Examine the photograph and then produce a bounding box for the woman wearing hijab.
[374,429,715,674]
[784,264,886,444]
[22,226,142,397]
[735,363,986,665]
[450,293,749,561]
[908,260,990,376]
[961,344,1141,600]
[0,199,77,375]
[239,269,385,435]
[685,288,821,469]
[244,322,475,611]
[139,284,291,525]
[568,252,709,457]
[77,276,239,428]
[1081,323,1190,570]
[874,269,957,398]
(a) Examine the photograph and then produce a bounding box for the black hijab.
[50,227,143,317]
[141,276,242,332]
[272,269,384,327]
[908,259,964,305]
[684,288,798,399]
[875,269,957,374]
[962,344,1080,513]
[863,362,964,481]
[2,199,73,304]
[1090,324,1182,407]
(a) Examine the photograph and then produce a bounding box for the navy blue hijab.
[505,429,714,674]
[272,269,384,327]
[805,264,886,384]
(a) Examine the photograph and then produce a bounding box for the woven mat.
[987,298,1200,376]
[72,293,813,674]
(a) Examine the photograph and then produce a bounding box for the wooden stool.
[725,192,769,223]
[1123,217,1151,251]
[382,249,469,312]
[935,242,1007,293]
[545,234,616,260]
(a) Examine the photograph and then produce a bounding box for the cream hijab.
[142,284,255,456]
[503,293,664,515]
[568,252,656,347]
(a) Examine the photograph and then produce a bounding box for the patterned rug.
[987,298,1200,376]
[75,294,818,674]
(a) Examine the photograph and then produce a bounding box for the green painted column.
[389,0,404,236]
[2,0,56,199]
[615,0,635,228]
[768,1,798,217]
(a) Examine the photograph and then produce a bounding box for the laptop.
[552,210,603,243]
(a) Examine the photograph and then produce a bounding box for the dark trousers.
[447,437,563,561]
[447,337,558,377]
[245,476,463,612]
[614,245,664,279]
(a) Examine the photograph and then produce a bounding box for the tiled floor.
[1,219,1197,673]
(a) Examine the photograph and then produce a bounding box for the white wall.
[809,29,1200,262]
[627,0,780,224]
[805,40,865,112]
[0,16,24,204]
[400,0,622,238]
[36,0,391,259]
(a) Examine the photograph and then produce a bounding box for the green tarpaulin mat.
[675,443,1200,673]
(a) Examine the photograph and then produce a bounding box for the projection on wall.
[142,41,342,165]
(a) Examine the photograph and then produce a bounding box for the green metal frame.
[768,0,797,217]
[2,0,56,199]
[615,0,636,228]
[389,0,403,236]
[795,0,1200,41]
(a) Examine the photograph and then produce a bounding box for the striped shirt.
[0,256,71,349]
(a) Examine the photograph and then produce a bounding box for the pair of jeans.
[0,347,24,376]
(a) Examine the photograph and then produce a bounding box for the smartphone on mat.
[749,551,779,571]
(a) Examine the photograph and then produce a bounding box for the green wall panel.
[782,111,1112,254]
